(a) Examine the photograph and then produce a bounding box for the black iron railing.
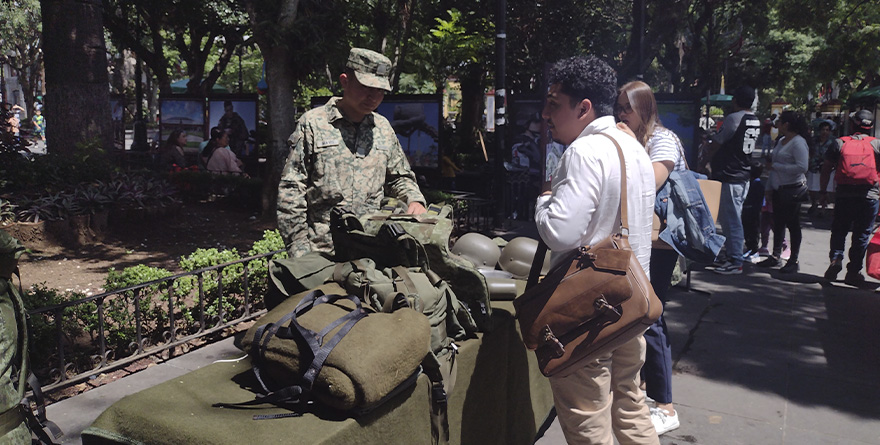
[28,249,285,394]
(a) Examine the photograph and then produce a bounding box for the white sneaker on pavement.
[650,407,680,435]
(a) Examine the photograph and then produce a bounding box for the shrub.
[178,248,244,322]
[246,230,288,304]
[102,265,174,352]
[20,284,86,375]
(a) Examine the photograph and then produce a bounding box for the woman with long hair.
[202,126,243,175]
[158,129,188,171]
[757,111,810,273]
[616,80,687,436]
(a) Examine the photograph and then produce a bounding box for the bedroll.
[238,283,431,413]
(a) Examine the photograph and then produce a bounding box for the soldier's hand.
[407,202,427,215]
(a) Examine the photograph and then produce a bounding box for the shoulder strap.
[596,133,629,237]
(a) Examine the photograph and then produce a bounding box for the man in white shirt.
[535,55,658,445]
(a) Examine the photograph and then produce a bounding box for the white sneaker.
[650,407,680,435]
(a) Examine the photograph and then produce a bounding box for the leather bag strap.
[596,132,629,238]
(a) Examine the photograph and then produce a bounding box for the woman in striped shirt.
[616,80,687,436]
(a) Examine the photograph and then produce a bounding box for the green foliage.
[0,0,42,111]
[0,199,17,225]
[102,265,174,350]
[7,174,179,224]
[20,284,85,372]
[178,248,244,320]
[0,148,117,196]
[22,216,284,381]
[246,229,287,301]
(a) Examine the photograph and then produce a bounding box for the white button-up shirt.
[535,116,656,277]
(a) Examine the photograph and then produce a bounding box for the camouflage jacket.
[277,97,425,257]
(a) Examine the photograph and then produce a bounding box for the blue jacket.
[655,170,726,263]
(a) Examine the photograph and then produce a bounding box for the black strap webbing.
[218,290,366,418]
[525,241,548,291]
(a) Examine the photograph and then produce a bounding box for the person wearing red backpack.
[819,109,880,286]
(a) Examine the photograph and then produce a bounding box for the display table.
[81,303,554,445]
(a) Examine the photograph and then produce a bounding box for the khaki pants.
[548,336,659,445]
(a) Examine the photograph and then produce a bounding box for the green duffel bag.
[331,259,476,355]
[236,283,431,414]
[265,252,335,310]
[330,204,494,332]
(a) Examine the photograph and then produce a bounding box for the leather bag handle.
[596,132,629,238]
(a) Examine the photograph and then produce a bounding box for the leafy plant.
[21,284,85,374]
[0,198,16,224]
[246,230,288,304]
[15,194,62,223]
[178,248,244,322]
[73,184,113,215]
[102,265,174,351]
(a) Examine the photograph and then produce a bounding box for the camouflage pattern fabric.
[0,230,30,443]
[277,97,425,258]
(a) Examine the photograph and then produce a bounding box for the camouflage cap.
[346,48,392,93]
[0,230,25,279]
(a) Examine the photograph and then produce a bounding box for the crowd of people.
[269,47,879,443]
[1,102,46,148]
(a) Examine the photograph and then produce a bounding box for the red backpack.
[835,135,879,185]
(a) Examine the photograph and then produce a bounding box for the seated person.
[158,129,188,171]
[202,127,244,175]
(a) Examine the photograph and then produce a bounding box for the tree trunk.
[259,44,297,218]
[41,0,113,154]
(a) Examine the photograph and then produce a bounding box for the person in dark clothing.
[742,163,765,262]
[819,109,880,286]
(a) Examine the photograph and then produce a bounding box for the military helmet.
[451,233,500,269]
[0,230,25,279]
[853,109,874,130]
[499,237,549,278]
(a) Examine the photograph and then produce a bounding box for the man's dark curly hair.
[548,55,617,117]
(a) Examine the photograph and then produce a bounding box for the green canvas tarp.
[81,303,554,445]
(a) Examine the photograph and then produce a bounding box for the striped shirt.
[646,127,688,173]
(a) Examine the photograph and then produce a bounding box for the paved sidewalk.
[47,215,880,444]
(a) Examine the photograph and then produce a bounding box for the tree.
[242,0,345,216]
[41,0,113,154]
[0,0,43,114]
[102,0,248,96]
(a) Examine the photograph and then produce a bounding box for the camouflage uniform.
[0,231,30,444]
[277,49,425,257]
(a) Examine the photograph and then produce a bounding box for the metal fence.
[29,249,285,395]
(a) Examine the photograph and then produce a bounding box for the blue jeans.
[718,181,750,266]
[642,248,679,405]
[829,196,880,274]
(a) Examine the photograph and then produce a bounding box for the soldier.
[0,230,32,443]
[277,48,426,257]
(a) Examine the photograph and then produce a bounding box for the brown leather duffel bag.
[513,133,663,377]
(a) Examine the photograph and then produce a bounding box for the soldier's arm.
[277,123,312,256]
[385,137,427,210]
